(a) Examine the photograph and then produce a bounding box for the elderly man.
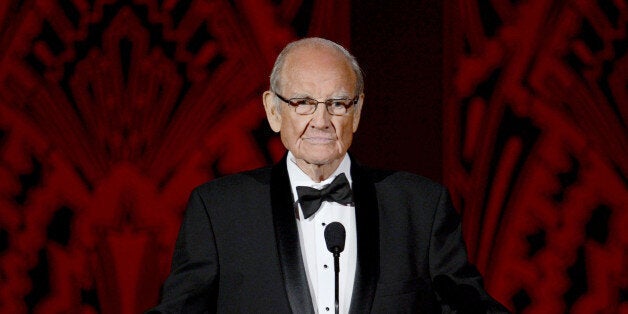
[149,38,509,313]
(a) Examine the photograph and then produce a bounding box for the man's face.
[263,46,363,170]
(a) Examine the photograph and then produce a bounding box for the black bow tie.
[296,173,354,219]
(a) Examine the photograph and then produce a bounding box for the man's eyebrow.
[330,90,353,99]
[289,92,353,99]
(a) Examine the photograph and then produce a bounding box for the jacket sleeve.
[146,187,219,313]
[428,187,510,313]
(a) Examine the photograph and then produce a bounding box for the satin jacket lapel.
[270,157,315,314]
[349,160,380,313]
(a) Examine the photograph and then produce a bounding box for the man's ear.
[263,91,282,132]
[352,93,364,132]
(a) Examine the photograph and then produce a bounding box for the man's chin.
[292,145,345,166]
[301,154,343,167]
[302,137,336,145]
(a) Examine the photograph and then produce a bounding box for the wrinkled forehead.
[279,46,357,93]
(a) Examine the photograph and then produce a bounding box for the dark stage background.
[0,0,626,313]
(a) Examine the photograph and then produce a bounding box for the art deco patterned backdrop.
[0,0,625,313]
[0,0,349,312]
[444,0,628,313]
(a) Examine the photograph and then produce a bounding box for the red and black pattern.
[0,0,349,312]
[1,0,626,313]
[444,1,628,312]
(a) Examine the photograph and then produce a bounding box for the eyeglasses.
[274,92,358,116]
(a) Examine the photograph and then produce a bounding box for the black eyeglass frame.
[274,92,359,116]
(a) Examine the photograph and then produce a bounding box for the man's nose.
[309,104,332,128]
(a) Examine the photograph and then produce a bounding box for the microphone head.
[324,222,346,253]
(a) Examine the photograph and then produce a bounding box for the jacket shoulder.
[365,168,446,194]
[193,166,273,194]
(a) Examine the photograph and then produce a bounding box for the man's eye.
[292,99,311,106]
[330,101,346,108]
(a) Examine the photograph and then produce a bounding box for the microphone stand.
[324,221,345,314]
[333,247,340,314]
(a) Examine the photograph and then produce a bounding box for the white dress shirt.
[286,152,357,313]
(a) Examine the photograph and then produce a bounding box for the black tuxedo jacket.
[148,157,509,313]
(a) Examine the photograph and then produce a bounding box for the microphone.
[324,222,345,314]
[324,222,346,256]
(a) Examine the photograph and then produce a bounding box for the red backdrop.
[443,1,628,313]
[0,0,626,313]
